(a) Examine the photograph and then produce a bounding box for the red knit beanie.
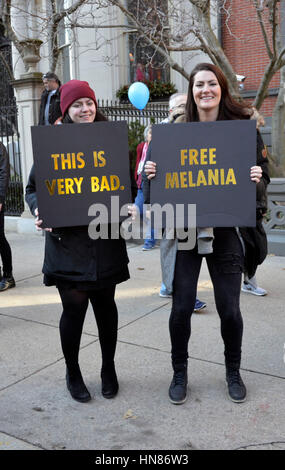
[60,80,97,116]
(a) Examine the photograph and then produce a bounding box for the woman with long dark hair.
[144,63,269,405]
[26,80,129,403]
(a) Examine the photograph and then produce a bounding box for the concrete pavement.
[0,230,285,451]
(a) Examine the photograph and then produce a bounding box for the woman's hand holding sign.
[34,208,52,232]
[144,161,156,180]
[250,165,262,183]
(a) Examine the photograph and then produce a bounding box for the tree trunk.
[191,2,240,98]
[253,60,277,110]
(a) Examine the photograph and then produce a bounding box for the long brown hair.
[185,63,251,122]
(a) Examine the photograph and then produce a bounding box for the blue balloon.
[128,82,150,110]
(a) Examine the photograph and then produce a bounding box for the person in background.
[26,80,130,403]
[136,63,146,82]
[134,124,156,251]
[241,108,268,296]
[0,142,15,292]
[38,72,62,126]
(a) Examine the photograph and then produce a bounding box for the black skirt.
[43,265,130,291]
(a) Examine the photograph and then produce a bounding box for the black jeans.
[170,228,244,366]
[58,285,118,373]
[0,207,12,275]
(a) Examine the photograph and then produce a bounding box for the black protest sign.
[150,120,257,228]
[31,121,131,228]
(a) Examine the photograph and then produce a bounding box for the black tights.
[58,285,118,373]
[170,228,244,366]
[0,209,12,275]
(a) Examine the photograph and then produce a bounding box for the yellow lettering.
[60,153,71,170]
[180,171,187,188]
[196,170,207,186]
[200,149,208,165]
[188,171,196,187]
[180,149,188,166]
[165,172,179,189]
[91,176,100,192]
[74,177,83,193]
[100,175,110,191]
[57,179,65,194]
[93,151,106,167]
[51,154,60,170]
[65,178,75,194]
[209,148,216,165]
[220,168,225,185]
[226,168,237,185]
[110,175,120,190]
[45,179,56,196]
[189,149,198,165]
[77,152,85,169]
[98,151,106,167]
[208,169,219,185]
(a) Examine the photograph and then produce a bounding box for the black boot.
[101,362,119,399]
[226,363,246,403]
[168,362,188,405]
[0,272,15,292]
[66,368,91,403]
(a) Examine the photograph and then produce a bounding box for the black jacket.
[25,164,129,284]
[38,88,62,125]
[239,130,270,278]
[0,142,9,204]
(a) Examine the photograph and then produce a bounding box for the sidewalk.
[0,231,285,451]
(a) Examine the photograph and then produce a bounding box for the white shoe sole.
[225,381,247,403]
[241,286,267,296]
[169,392,188,405]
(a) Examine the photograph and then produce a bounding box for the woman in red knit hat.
[25,80,129,403]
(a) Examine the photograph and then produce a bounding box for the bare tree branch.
[253,0,273,58]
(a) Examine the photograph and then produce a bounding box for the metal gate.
[0,27,24,216]
[0,104,24,215]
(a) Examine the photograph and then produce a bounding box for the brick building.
[221,0,283,118]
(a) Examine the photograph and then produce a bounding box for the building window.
[127,0,170,83]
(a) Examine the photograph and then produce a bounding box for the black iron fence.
[0,104,24,216]
[97,99,169,126]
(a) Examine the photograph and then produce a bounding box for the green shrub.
[116,80,177,101]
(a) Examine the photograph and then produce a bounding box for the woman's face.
[68,97,96,123]
[192,70,222,119]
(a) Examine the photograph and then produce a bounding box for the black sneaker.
[168,364,188,405]
[0,276,16,292]
[226,368,247,403]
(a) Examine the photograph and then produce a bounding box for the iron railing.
[0,103,24,216]
[97,99,169,126]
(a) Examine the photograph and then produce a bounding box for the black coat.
[25,164,129,285]
[239,130,270,278]
[0,142,9,205]
[38,88,62,125]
